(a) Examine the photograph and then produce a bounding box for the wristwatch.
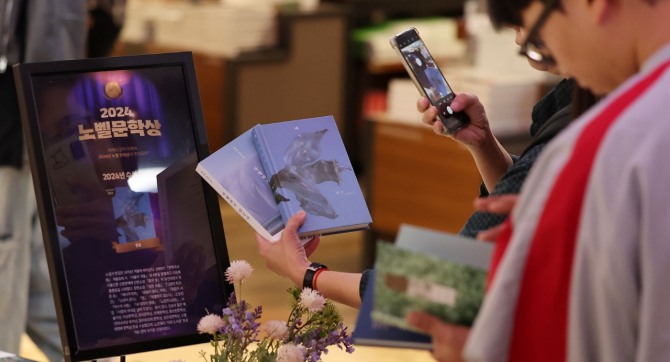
[302,262,328,290]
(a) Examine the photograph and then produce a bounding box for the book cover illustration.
[372,224,493,332]
[251,115,371,236]
[196,128,284,241]
[111,186,159,248]
[353,269,432,350]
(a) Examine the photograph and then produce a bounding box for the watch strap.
[302,262,328,290]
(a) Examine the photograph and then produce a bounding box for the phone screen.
[401,39,453,104]
[392,28,469,133]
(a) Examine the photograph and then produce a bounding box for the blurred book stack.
[384,68,548,136]
[352,18,467,71]
[446,69,544,135]
[122,0,278,57]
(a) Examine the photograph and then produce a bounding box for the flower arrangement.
[198,260,354,362]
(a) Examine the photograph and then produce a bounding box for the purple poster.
[28,63,228,354]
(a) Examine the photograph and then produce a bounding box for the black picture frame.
[13,52,233,361]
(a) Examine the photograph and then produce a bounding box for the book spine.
[195,163,274,240]
[251,125,295,224]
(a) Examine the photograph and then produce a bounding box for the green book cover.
[372,224,493,332]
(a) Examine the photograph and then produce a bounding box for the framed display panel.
[13,52,234,361]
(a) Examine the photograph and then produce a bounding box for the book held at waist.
[251,115,371,237]
[353,269,433,350]
[371,224,493,333]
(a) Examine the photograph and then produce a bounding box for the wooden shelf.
[361,118,481,268]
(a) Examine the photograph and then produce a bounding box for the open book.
[197,115,371,240]
[196,128,284,241]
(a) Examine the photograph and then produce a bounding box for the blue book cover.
[251,115,372,237]
[196,128,284,241]
[353,269,432,350]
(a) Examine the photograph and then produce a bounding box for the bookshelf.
[322,0,466,27]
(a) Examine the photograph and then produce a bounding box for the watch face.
[309,262,327,270]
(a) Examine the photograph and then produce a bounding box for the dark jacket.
[458,78,574,238]
[0,0,86,167]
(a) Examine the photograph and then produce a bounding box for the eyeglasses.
[518,0,562,67]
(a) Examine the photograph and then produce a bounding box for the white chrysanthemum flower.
[225,260,254,284]
[277,343,306,362]
[197,313,224,335]
[262,320,289,340]
[299,288,326,312]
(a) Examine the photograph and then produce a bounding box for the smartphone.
[390,27,470,133]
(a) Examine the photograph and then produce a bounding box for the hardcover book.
[251,115,372,237]
[196,128,284,241]
[372,224,493,332]
[353,269,432,350]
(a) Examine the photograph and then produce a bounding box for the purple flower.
[295,323,355,361]
[197,263,353,362]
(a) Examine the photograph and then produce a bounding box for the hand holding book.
[255,210,321,287]
[405,311,470,361]
[354,224,492,351]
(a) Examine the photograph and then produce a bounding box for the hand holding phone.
[390,27,470,133]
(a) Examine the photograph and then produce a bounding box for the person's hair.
[486,0,536,29]
[488,0,658,29]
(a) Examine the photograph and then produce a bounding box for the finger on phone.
[417,97,430,112]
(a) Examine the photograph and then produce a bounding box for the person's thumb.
[255,232,271,251]
[284,210,307,238]
[406,311,441,334]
